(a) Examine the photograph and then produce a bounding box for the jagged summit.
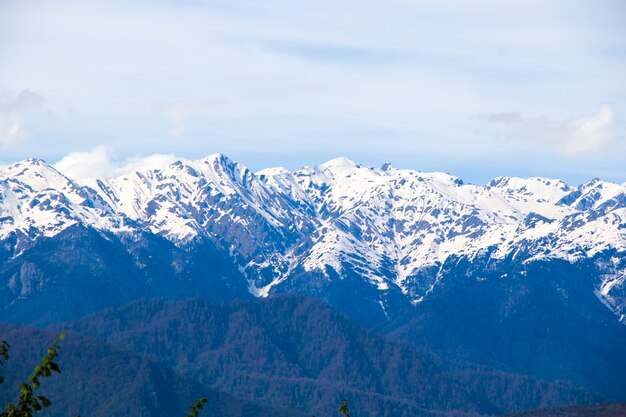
[380,162,394,172]
[199,152,239,169]
[0,158,72,180]
[320,156,358,169]
[256,166,290,177]
[1,154,625,323]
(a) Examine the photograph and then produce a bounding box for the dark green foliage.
[184,398,207,417]
[2,226,625,414]
[0,225,250,325]
[384,258,626,401]
[0,341,8,385]
[2,290,619,416]
[338,399,350,417]
[499,403,626,417]
[61,296,597,417]
[0,333,65,417]
[0,324,305,417]
[0,332,212,417]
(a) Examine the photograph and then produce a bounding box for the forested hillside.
[59,296,597,417]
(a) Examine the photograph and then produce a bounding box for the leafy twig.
[0,333,66,417]
[185,397,208,417]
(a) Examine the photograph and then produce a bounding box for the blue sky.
[0,0,625,184]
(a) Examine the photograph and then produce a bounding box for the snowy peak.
[256,167,290,178]
[487,176,571,202]
[485,176,576,219]
[0,158,128,242]
[320,156,358,170]
[558,178,626,214]
[197,153,253,187]
[1,153,625,314]
[0,158,77,194]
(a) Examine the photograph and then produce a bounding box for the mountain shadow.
[0,224,250,325]
[383,256,626,401]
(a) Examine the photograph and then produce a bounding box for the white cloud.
[561,104,620,155]
[0,0,624,182]
[0,90,45,112]
[480,104,623,156]
[53,146,183,179]
[159,101,222,137]
[0,90,45,143]
[474,112,521,124]
[0,114,24,143]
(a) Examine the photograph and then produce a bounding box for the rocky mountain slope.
[1,154,624,325]
[1,155,625,412]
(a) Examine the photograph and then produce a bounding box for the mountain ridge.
[0,322,306,417]
[1,154,625,411]
[55,296,600,417]
[1,154,624,324]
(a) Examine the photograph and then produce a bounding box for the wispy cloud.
[474,112,521,124]
[159,101,223,137]
[0,90,45,143]
[264,40,403,65]
[478,104,623,156]
[0,0,624,182]
[53,146,183,179]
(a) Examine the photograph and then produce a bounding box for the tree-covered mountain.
[1,155,625,415]
[499,403,626,417]
[0,323,305,417]
[0,224,249,324]
[383,256,626,401]
[59,296,597,417]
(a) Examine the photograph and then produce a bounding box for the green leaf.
[185,398,208,417]
[37,396,51,408]
[339,399,350,417]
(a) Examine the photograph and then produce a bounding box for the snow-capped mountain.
[1,154,625,324]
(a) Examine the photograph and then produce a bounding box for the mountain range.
[1,154,624,324]
[1,154,625,415]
